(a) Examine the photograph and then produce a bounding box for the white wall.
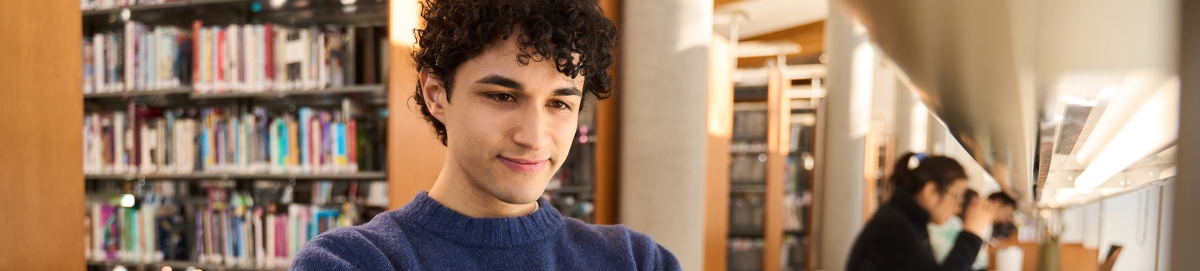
[1099,187,1163,270]
[1059,179,1173,271]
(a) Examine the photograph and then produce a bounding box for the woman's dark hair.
[412,0,618,145]
[890,152,968,195]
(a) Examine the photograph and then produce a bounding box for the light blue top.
[928,216,988,270]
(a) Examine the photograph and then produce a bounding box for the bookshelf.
[783,109,817,271]
[727,63,826,271]
[84,85,384,100]
[727,96,776,271]
[190,85,385,99]
[80,0,391,270]
[541,104,601,223]
[85,172,386,181]
[84,86,193,99]
[81,0,250,17]
[87,259,281,271]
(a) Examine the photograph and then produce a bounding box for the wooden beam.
[594,0,622,225]
[863,125,880,221]
[739,20,826,68]
[715,0,749,9]
[388,0,447,209]
[704,34,733,271]
[0,0,83,269]
[763,62,791,271]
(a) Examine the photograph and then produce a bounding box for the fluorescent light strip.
[1074,77,1179,193]
[1075,73,1171,165]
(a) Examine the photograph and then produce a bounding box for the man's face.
[425,34,584,205]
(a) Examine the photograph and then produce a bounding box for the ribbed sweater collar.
[392,191,564,248]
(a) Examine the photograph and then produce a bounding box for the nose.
[511,103,551,151]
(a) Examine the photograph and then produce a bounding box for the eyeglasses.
[945,190,965,202]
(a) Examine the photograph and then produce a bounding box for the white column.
[620,1,712,270]
[892,80,928,154]
[815,8,873,271]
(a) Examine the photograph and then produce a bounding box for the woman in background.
[928,189,979,265]
[846,153,997,271]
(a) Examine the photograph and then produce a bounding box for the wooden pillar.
[763,63,792,271]
[863,125,879,220]
[387,0,446,209]
[594,0,621,225]
[703,34,733,271]
[0,0,83,269]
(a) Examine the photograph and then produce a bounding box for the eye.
[487,93,516,103]
[548,100,573,111]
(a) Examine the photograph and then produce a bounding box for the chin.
[490,188,543,205]
[479,175,547,205]
[930,215,949,225]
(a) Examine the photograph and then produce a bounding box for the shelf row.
[84,174,594,193]
[88,260,283,271]
[82,0,388,27]
[86,172,385,181]
[83,0,248,16]
[84,85,385,101]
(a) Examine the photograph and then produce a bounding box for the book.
[82,22,387,96]
[85,105,378,175]
[229,25,242,92]
[87,179,385,267]
[193,20,203,92]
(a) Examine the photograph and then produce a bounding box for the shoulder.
[864,205,915,233]
[560,218,681,271]
[856,205,923,248]
[560,218,660,250]
[293,211,415,270]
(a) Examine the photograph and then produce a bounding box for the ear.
[921,182,941,204]
[420,71,448,122]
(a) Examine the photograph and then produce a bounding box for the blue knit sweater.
[291,192,681,270]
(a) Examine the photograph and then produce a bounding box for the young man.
[292,0,681,270]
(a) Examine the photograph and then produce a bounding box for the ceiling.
[714,0,828,39]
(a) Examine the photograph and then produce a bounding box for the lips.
[498,156,549,173]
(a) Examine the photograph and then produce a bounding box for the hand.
[963,198,997,237]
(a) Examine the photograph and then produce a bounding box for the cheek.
[549,114,578,143]
[445,103,505,148]
[934,197,955,216]
[944,199,960,213]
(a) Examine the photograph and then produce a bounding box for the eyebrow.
[476,74,581,96]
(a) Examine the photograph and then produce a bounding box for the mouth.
[498,156,549,173]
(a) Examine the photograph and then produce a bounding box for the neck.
[427,154,539,218]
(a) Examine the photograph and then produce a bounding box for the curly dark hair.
[412,0,618,145]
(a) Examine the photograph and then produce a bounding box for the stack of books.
[84,23,192,94]
[83,100,368,175]
[85,180,388,269]
[728,238,764,271]
[83,20,389,95]
[81,0,178,11]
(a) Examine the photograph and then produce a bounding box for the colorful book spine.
[347,117,358,173]
[299,108,311,173]
[193,21,203,92]
[85,106,370,174]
